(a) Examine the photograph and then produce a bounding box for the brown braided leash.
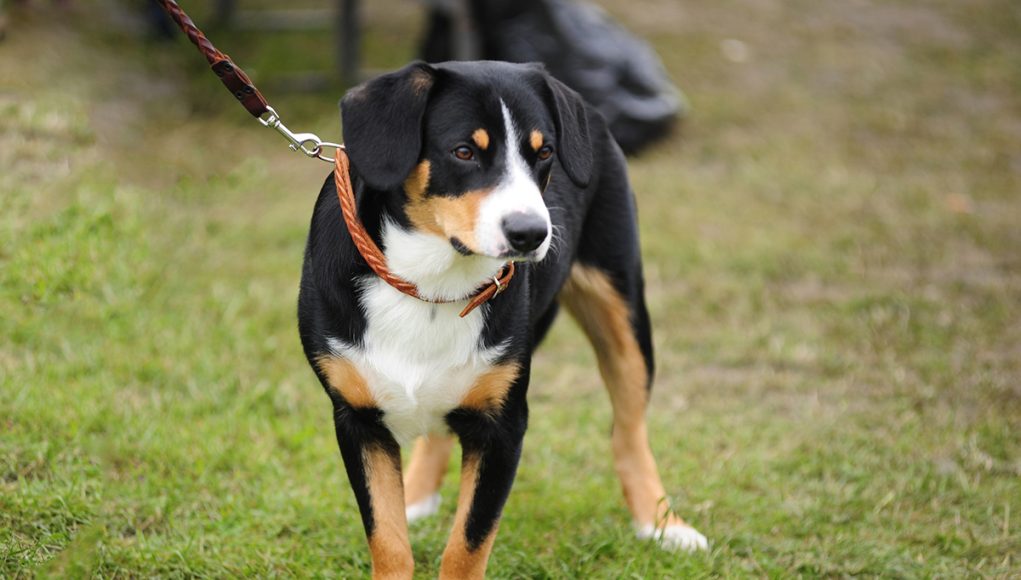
[157,0,342,159]
[333,149,514,318]
[156,0,270,118]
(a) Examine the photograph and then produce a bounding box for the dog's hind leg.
[403,434,454,522]
[559,263,708,552]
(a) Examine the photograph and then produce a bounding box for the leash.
[154,0,342,161]
[156,0,513,317]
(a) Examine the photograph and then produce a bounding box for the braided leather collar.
[333,148,515,318]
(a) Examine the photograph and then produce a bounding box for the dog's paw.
[635,523,709,552]
[405,493,441,523]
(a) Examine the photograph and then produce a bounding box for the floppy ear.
[340,62,437,191]
[543,74,593,188]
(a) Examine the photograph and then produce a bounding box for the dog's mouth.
[500,249,545,262]
[449,237,474,256]
[449,236,547,262]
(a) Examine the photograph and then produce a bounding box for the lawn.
[2,0,1019,577]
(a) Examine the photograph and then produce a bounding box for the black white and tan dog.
[297,60,707,578]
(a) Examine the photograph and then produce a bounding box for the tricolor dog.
[298,61,707,578]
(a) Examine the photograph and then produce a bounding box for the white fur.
[635,523,709,552]
[383,219,506,301]
[405,493,441,523]
[321,105,550,444]
[473,101,552,260]
[326,222,508,445]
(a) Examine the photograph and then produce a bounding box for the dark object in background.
[422,0,686,155]
[146,0,177,40]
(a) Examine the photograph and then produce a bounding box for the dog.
[297,60,707,578]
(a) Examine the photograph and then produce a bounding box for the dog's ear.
[340,62,437,191]
[542,74,593,188]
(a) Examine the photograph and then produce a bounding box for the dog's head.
[340,61,592,262]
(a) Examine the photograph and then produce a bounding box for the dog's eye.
[537,145,554,161]
[453,146,475,161]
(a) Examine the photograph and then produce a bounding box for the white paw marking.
[405,493,441,524]
[635,523,709,552]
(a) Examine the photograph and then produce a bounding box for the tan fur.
[403,160,432,200]
[403,435,455,506]
[364,446,414,579]
[472,129,491,151]
[529,129,544,152]
[404,169,490,252]
[403,160,446,239]
[459,363,520,413]
[439,455,498,580]
[403,159,496,251]
[430,192,487,251]
[315,355,376,408]
[559,264,689,530]
[410,68,434,95]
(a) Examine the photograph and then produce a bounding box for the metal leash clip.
[258,106,344,163]
[492,272,507,296]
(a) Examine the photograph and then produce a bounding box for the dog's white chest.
[329,278,503,444]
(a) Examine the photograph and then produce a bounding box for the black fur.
[298,60,655,562]
[341,62,437,191]
[542,74,593,187]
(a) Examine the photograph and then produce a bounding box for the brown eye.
[537,145,554,161]
[453,146,474,161]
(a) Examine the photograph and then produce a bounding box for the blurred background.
[2,0,1019,576]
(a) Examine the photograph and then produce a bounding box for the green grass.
[2,0,1020,577]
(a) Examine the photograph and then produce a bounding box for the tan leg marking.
[529,129,544,152]
[403,434,455,506]
[439,455,498,580]
[559,264,688,529]
[472,128,490,151]
[364,446,414,579]
[459,363,520,414]
[315,355,375,408]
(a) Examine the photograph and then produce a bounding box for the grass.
[2,0,1019,577]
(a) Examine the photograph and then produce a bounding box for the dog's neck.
[352,177,506,303]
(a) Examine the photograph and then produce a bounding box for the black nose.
[501,213,548,254]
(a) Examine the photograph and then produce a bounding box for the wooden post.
[338,0,361,87]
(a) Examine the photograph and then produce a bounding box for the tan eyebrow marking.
[530,129,544,152]
[472,129,490,151]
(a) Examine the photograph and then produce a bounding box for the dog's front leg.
[331,403,413,580]
[439,373,528,580]
[439,419,525,579]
